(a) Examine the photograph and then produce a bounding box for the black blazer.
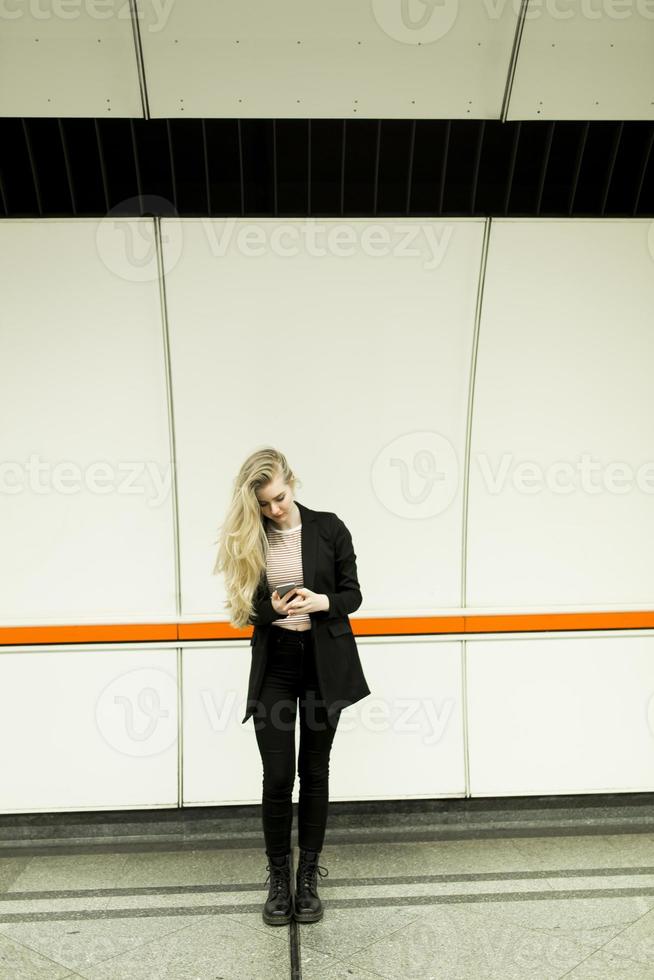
[242,499,371,724]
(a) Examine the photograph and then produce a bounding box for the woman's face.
[256,476,293,523]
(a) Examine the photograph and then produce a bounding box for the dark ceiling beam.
[0,118,652,219]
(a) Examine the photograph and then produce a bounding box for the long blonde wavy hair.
[213,447,300,628]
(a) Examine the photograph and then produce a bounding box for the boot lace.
[265,862,291,897]
[298,859,329,893]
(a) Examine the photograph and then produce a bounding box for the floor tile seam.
[303,945,388,980]
[5,823,629,841]
[137,909,293,956]
[5,821,654,842]
[3,818,654,829]
[289,909,301,980]
[320,828,654,841]
[570,898,654,970]
[507,834,547,874]
[0,904,225,924]
[19,878,654,910]
[0,882,273,901]
[556,939,654,979]
[0,879,571,908]
[2,798,654,816]
[6,866,654,904]
[325,888,654,905]
[543,871,654,887]
[0,927,84,976]
[4,826,654,856]
[301,909,433,968]
[2,805,653,827]
[0,835,268,849]
[0,882,264,909]
[2,886,654,926]
[102,852,132,898]
[3,878,654,917]
[0,819,649,838]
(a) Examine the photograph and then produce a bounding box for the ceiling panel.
[0,0,143,117]
[139,0,520,119]
[508,2,654,120]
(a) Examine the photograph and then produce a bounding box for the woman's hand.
[284,587,329,615]
[270,589,302,616]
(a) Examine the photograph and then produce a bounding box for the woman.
[215,447,371,925]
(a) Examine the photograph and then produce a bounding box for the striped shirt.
[265,520,312,631]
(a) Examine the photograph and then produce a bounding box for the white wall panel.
[0,0,142,117]
[509,3,654,120]
[467,636,654,796]
[182,644,262,804]
[141,1,519,119]
[467,219,654,609]
[182,639,465,805]
[0,219,176,624]
[330,639,465,800]
[161,218,485,619]
[0,649,178,813]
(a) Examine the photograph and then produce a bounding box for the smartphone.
[276,582,298,599]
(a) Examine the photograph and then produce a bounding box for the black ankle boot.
[262,853,293,926]
[294,849,329,923]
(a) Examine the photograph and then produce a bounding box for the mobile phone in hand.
[276,582,298,599]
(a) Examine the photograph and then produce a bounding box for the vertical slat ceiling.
[0,119,652,219]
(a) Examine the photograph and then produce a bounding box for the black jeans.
[253,623,341,858]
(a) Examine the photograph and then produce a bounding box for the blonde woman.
[215,447,371,925]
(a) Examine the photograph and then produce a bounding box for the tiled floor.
[2,832,654,978]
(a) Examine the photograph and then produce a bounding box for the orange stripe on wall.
[0,623,179,645]
[1,612,654,646]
